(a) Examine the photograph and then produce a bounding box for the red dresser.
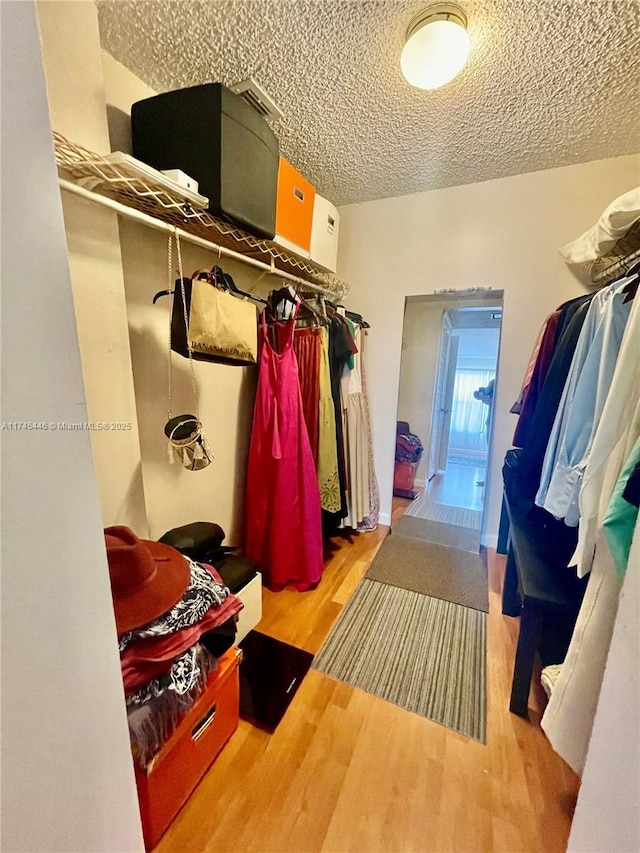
[134,647,241,850]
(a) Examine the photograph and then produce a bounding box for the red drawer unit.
[134,647,241,850]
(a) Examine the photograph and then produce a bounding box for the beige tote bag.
[189,272,258,364]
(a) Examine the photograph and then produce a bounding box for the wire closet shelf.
[53,132,349,301]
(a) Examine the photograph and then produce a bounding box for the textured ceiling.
[96,0,640,206]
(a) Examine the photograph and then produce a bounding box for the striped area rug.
[313,578,487,742]
[405,496,483,531]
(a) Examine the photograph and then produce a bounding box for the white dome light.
[401,4,470,90]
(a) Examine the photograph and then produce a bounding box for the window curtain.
[449,369,495,453]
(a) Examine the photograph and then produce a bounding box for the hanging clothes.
[622,457,640,507]
[317,326,341,512]
[244,307,323,591]
[510,313,550,416]
[356,329,380,532]
[339,319,370,528]
[512,295,592,441]
[603,435,640,577]
[512,295,594,508]
[324,313,357,525]
[536,277,633,524]
[540,290,640,773]
[511,310,560,435]
[573,286,640,575]
[292,326,321,466]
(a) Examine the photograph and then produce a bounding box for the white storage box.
[310,195,340,272]
[161,169,200,194]
[234,571,262,644]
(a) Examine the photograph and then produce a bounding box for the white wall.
[36,6,260,544]
[101,53,259,542]
[37,0,148,534]
[338,154,640,540]
[1,2,144,848]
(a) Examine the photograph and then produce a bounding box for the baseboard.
[379,511,392,526]
[414,478,426,489]
[481,533,498,550]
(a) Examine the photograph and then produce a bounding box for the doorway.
[394,292,504,541]
[427,306,502,512]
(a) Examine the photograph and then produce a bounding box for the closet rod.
[58,178,331,295]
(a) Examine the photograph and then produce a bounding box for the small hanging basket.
[164,230,214,472]
[164,415,213,471]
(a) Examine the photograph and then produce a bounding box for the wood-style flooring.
[425,462,486,512]
[156,505,579,853]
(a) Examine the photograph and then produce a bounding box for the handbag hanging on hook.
[164,231,214,471]
[169,252,258,366]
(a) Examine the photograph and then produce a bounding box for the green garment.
[603,434,640,577]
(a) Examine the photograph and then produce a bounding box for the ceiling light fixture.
[401,3,470,90]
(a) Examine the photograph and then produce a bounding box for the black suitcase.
[132,82,279,239]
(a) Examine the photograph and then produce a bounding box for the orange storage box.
[134,648,241,850]
[274,157,315,257]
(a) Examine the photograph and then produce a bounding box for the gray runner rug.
[313,578,487,742]
[365,533,488,613]
[393,515,481,553]
[405,496,482,530]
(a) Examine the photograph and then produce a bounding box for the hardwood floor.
[425,462,486,512]
[156,512,579,853]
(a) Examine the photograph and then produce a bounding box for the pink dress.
[244,308,323,591]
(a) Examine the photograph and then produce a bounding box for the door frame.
[395,291,505,541]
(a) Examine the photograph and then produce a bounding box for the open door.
[437,334,460,471]
[427,310,454,480]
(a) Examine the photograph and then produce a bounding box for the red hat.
[104,526,191,634]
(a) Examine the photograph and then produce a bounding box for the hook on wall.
[153,288,173,304]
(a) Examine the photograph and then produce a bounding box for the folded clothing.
[118,557,243,695]
[126,617,238,707]
[121,593,243,693]
[128,642,219,767]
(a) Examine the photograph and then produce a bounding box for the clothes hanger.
[268,284,298,321]
[343,309,370,329]
[620,257,640,303]
[622,270,639,303]
[295,292,328,326]
[211,265,268,305]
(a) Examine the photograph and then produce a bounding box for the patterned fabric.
[118,558,229,651]
[127,644,219,767]
[127,646,199,706]
[120,593,243,693]
[317,327,341,512]
[357,330,380,532]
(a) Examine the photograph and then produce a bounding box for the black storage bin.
[131,83,279,239]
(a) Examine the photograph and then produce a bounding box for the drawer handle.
[293,186,305,202]
[192,703,217,741]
